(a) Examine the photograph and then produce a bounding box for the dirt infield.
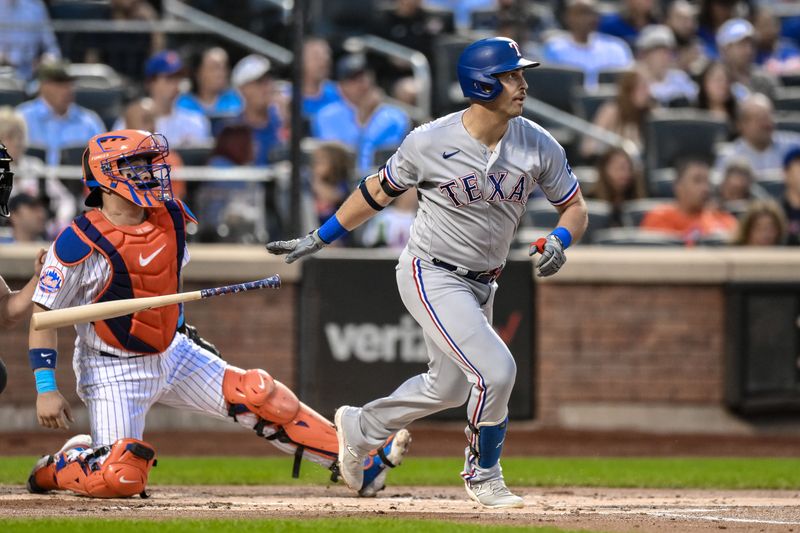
[2,485,799,532]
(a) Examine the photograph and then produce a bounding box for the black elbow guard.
[359,177,385,211]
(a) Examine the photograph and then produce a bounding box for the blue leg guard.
[359,429,411,497]
[462,417,508,482]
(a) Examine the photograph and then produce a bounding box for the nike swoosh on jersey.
[138,244,167,267]
[442,150,461,159]
[119,476,138,484]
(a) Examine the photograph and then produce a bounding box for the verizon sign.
[298,257,534,420]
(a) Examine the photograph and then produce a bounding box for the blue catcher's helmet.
[457,37,539,102]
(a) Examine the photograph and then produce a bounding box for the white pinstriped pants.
[73,333,228,447]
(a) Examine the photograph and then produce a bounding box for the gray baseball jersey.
[380,110,579,271]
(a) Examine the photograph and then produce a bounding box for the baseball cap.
[716,18,754,48]
[784,146,800,169]
[636,25,676,52]
[231,54,271,88]
[336,54,369,81]
[37,61,74,83]
[145,50,184,78]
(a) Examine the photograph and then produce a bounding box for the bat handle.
[200,275,281,298]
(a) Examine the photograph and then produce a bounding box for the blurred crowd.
[0,0,798,248]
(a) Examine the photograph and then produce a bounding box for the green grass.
[3,519,591,533]
[2,456,799,489]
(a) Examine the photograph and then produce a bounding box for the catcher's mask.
[0,141,14,218]
[83,129,173,208]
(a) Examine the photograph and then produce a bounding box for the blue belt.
[431,258,503,285]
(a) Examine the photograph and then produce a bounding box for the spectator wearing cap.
[225,54,285,167]
[176,47,243,117]
[302,38,342,121]
[2,193,47,244]
[120,51,212,147]
[714,93,800,176]
[752,6,800,76]
[636,24,698,106]
[697,0,738,59]
[0,106,75,238]
[717,18,779,102]
[312,54,411,173]
[781,146,800,245]
[541,0,634,90]
[641,158,738,245]
[0,0,61,81]
[16,61,104,166]
[597,0,659,48]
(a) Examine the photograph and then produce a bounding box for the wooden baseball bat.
[32,275,281,331]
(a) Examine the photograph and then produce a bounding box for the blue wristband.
[34,369,57,394]
[317,214,349,244]
[550,226,573,249]
[29,348,57,371]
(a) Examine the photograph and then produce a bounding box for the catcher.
[26,129,410,498]
[0,141,46,395]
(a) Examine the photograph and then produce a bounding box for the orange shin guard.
[223,366,299,424]
[54,439,156,498]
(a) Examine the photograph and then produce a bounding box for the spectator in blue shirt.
[229,54,285,167]
[0,0,61,81]
[753,6,800,75]
[542,0,634,89]
[302,38,342,121]
[176,47,243,117]
[16,61,104,165]
[598,0,659,48]
[312,55,410,173]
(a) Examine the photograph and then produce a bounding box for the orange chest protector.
[72,201,187,354]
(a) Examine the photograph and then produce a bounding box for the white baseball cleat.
[465,477,525,509]
[334,405,367,491]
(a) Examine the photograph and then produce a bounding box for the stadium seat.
[74,87,124,129]
[373,146,398,168]
[720,199,750,219]
[59,145,86,166]
[570,165,598,190]
[755,178,785,198]
[0,87,26,107]
[432,35,472,115]
[25,145,47,161]
[779,74,800,87]
[591,227,683,246]
[647,168,676,198]
[574,84,616,120]
[175,146,213,166]
[775,113,800,134]
[644,110,729,173]
[524,65,585,114]
[621,198,671,227]
[775,88,800,112]
[526,198,561,228]
[583,199,612,241]
[597,68,629,85]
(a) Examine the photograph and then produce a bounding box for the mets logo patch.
[38,266,64,294]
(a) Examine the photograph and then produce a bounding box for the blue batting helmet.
[457,37,539,102]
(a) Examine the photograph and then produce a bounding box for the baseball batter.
[268,37,588,508]
[26,129,409,499]
[0,140,46,395]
